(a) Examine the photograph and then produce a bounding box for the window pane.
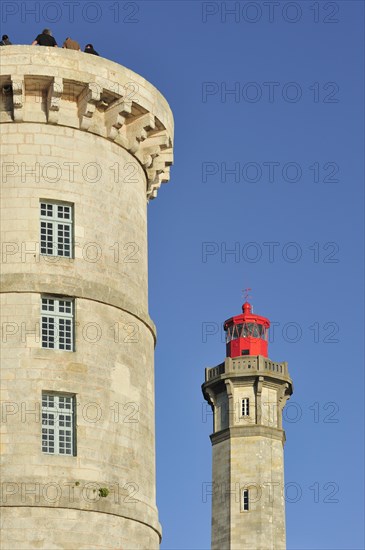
[242,398,249,416]
[42,316,55,348]
[42,393,75,455]
[41,297,74,351]
[42,299,54,312]
[40,201,73,258]
[242,489,249,511]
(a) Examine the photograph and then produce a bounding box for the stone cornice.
[0,46,174,200]
[210,425,286,445]
[0,273,157,343]
[0,503,162,542]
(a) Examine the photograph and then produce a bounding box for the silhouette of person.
[84,44,99,56]
[32,29,57,47]
[63,37,81,51]
[0,35,12,46]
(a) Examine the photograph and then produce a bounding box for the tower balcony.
[205,355,290,382]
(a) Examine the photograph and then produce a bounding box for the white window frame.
[41,296,74,351]
[241,397,250,417]
[241,488,249,512]
[40,200,73,258]
[42,392,76,456]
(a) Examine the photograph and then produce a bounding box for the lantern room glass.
[225,322,268,343]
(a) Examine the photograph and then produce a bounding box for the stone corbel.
[77,83,101,131]
[204,387,216,409]
[203,387,217,433]
[147,180,162,200]
[256,376,264,425]
[146,167,171,200]
[146,149,173,184]
[277,383,291,429]
[105,99,132,140]
[47,77,63,125]
[11,77,24,122]
[149,148,174,172]
[144,139,173,199]
[225,379,234,428]
[135,131,171,168]
[116,113,156,154]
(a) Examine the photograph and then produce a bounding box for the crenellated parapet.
[0,46,174,199]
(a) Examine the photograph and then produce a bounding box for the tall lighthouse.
[202,298,293,550]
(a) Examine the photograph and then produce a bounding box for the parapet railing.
[205,356,288,381]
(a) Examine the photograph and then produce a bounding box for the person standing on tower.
[63,37,81,51]
[0,35,12,46]
[32,29,57,47]
[84,44,99,56]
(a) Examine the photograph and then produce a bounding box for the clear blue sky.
[2,1,364,548]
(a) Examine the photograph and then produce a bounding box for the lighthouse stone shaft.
[202,303,293,550]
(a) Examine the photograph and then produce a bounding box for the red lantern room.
[224,301,270,358]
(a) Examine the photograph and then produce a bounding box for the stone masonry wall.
[1,47,174,549]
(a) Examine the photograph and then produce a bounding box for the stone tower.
[0,46,173,549]
[202,300,293,550]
